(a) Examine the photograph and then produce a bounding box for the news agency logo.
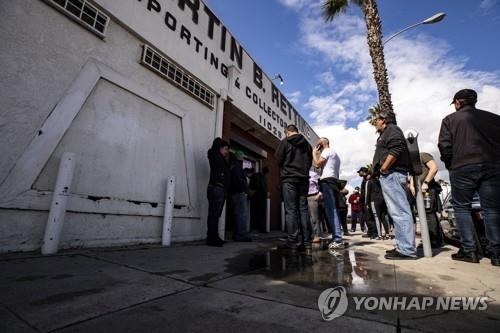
[318,287,489,321]
[317,286,348,321]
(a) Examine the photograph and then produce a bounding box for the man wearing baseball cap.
[438,89,500,266]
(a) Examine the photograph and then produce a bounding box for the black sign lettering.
[287,102,294,120]
[271,85,279,108]
[203,5,220,39]
[164,11,177,31]
[193,36,202,52]
[230,36,243,70]
[177,0,200,24]
[253,63,263,89]
[180,25,191,45]
[210,53,218,69]
[221,63,228,78]
[220,25,227,52]
[280,94,288,115]
[145,0,161,12]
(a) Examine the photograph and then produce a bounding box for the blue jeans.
[229,192,249,239]
[450,163,500,256]
[379,171,416,256]
[321,182,342,242]
[282,182,312,246]
[207,185,225,240]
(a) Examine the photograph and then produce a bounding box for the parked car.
[440,192,489,257]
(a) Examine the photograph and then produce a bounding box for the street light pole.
[383,12,446,45]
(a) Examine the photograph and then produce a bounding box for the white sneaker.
[328,241,344,250]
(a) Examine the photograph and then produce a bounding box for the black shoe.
[206,238,223,247]
[385,251,417,260]
[362,234,371,238]
[451,249,479,263]
[417,242,442,249]
[385,248,397,254]
[491,255,500,266]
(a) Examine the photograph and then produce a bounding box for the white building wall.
[0,0,217,252]
[0,0,319,252]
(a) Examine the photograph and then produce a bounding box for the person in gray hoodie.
[275,125,313,252]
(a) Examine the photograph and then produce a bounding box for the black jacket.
[366,178,384,205]
[274,134,312,183]
[207,138,230,190]
[360,178,367,206]
[229,159,247,193]
[372,123,410,173]
[438,105,500,170]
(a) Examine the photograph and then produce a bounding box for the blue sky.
[205,0,500,187]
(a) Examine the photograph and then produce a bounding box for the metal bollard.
[41,152,76,255]
[162,177,175,246]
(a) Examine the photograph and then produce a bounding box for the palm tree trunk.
[360,0,395,122]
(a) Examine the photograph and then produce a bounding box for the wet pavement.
[0,232,499,332]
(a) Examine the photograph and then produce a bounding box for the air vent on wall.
[141,45,216,109]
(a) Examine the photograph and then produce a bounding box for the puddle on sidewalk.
[224,242,398,294]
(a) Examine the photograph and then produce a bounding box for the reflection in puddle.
[226,243,394,293]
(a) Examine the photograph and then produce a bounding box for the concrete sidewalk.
[1,233,498,333]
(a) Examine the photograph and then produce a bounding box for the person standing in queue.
[275,125,313,252]
[372,112,416,260]
[438,89,500,266]
[408,152,444,248]
[313,137,344,250]
[206,138,230,247]
[348,187,363,232]
[249,167,269,233]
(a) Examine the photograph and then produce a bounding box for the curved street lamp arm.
[383,21,423,46]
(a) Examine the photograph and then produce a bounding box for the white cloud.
[316,71,336,86]
[281,3,500,187]
[286,90,301,104]
[276,0,311,10]
[480,0,498,12]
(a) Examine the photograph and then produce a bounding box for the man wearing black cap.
[438,89,500,266]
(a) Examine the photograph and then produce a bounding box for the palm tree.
[322,0,396,123]
[366,103,381,122]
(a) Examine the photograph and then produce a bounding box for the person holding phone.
[313,137,344,250]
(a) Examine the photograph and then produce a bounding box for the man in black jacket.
[372,112,416,260]
[438,89,500,266]
[275,124,313,251]
[206,138,230,247]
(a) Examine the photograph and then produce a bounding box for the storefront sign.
[96,0,316,141]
